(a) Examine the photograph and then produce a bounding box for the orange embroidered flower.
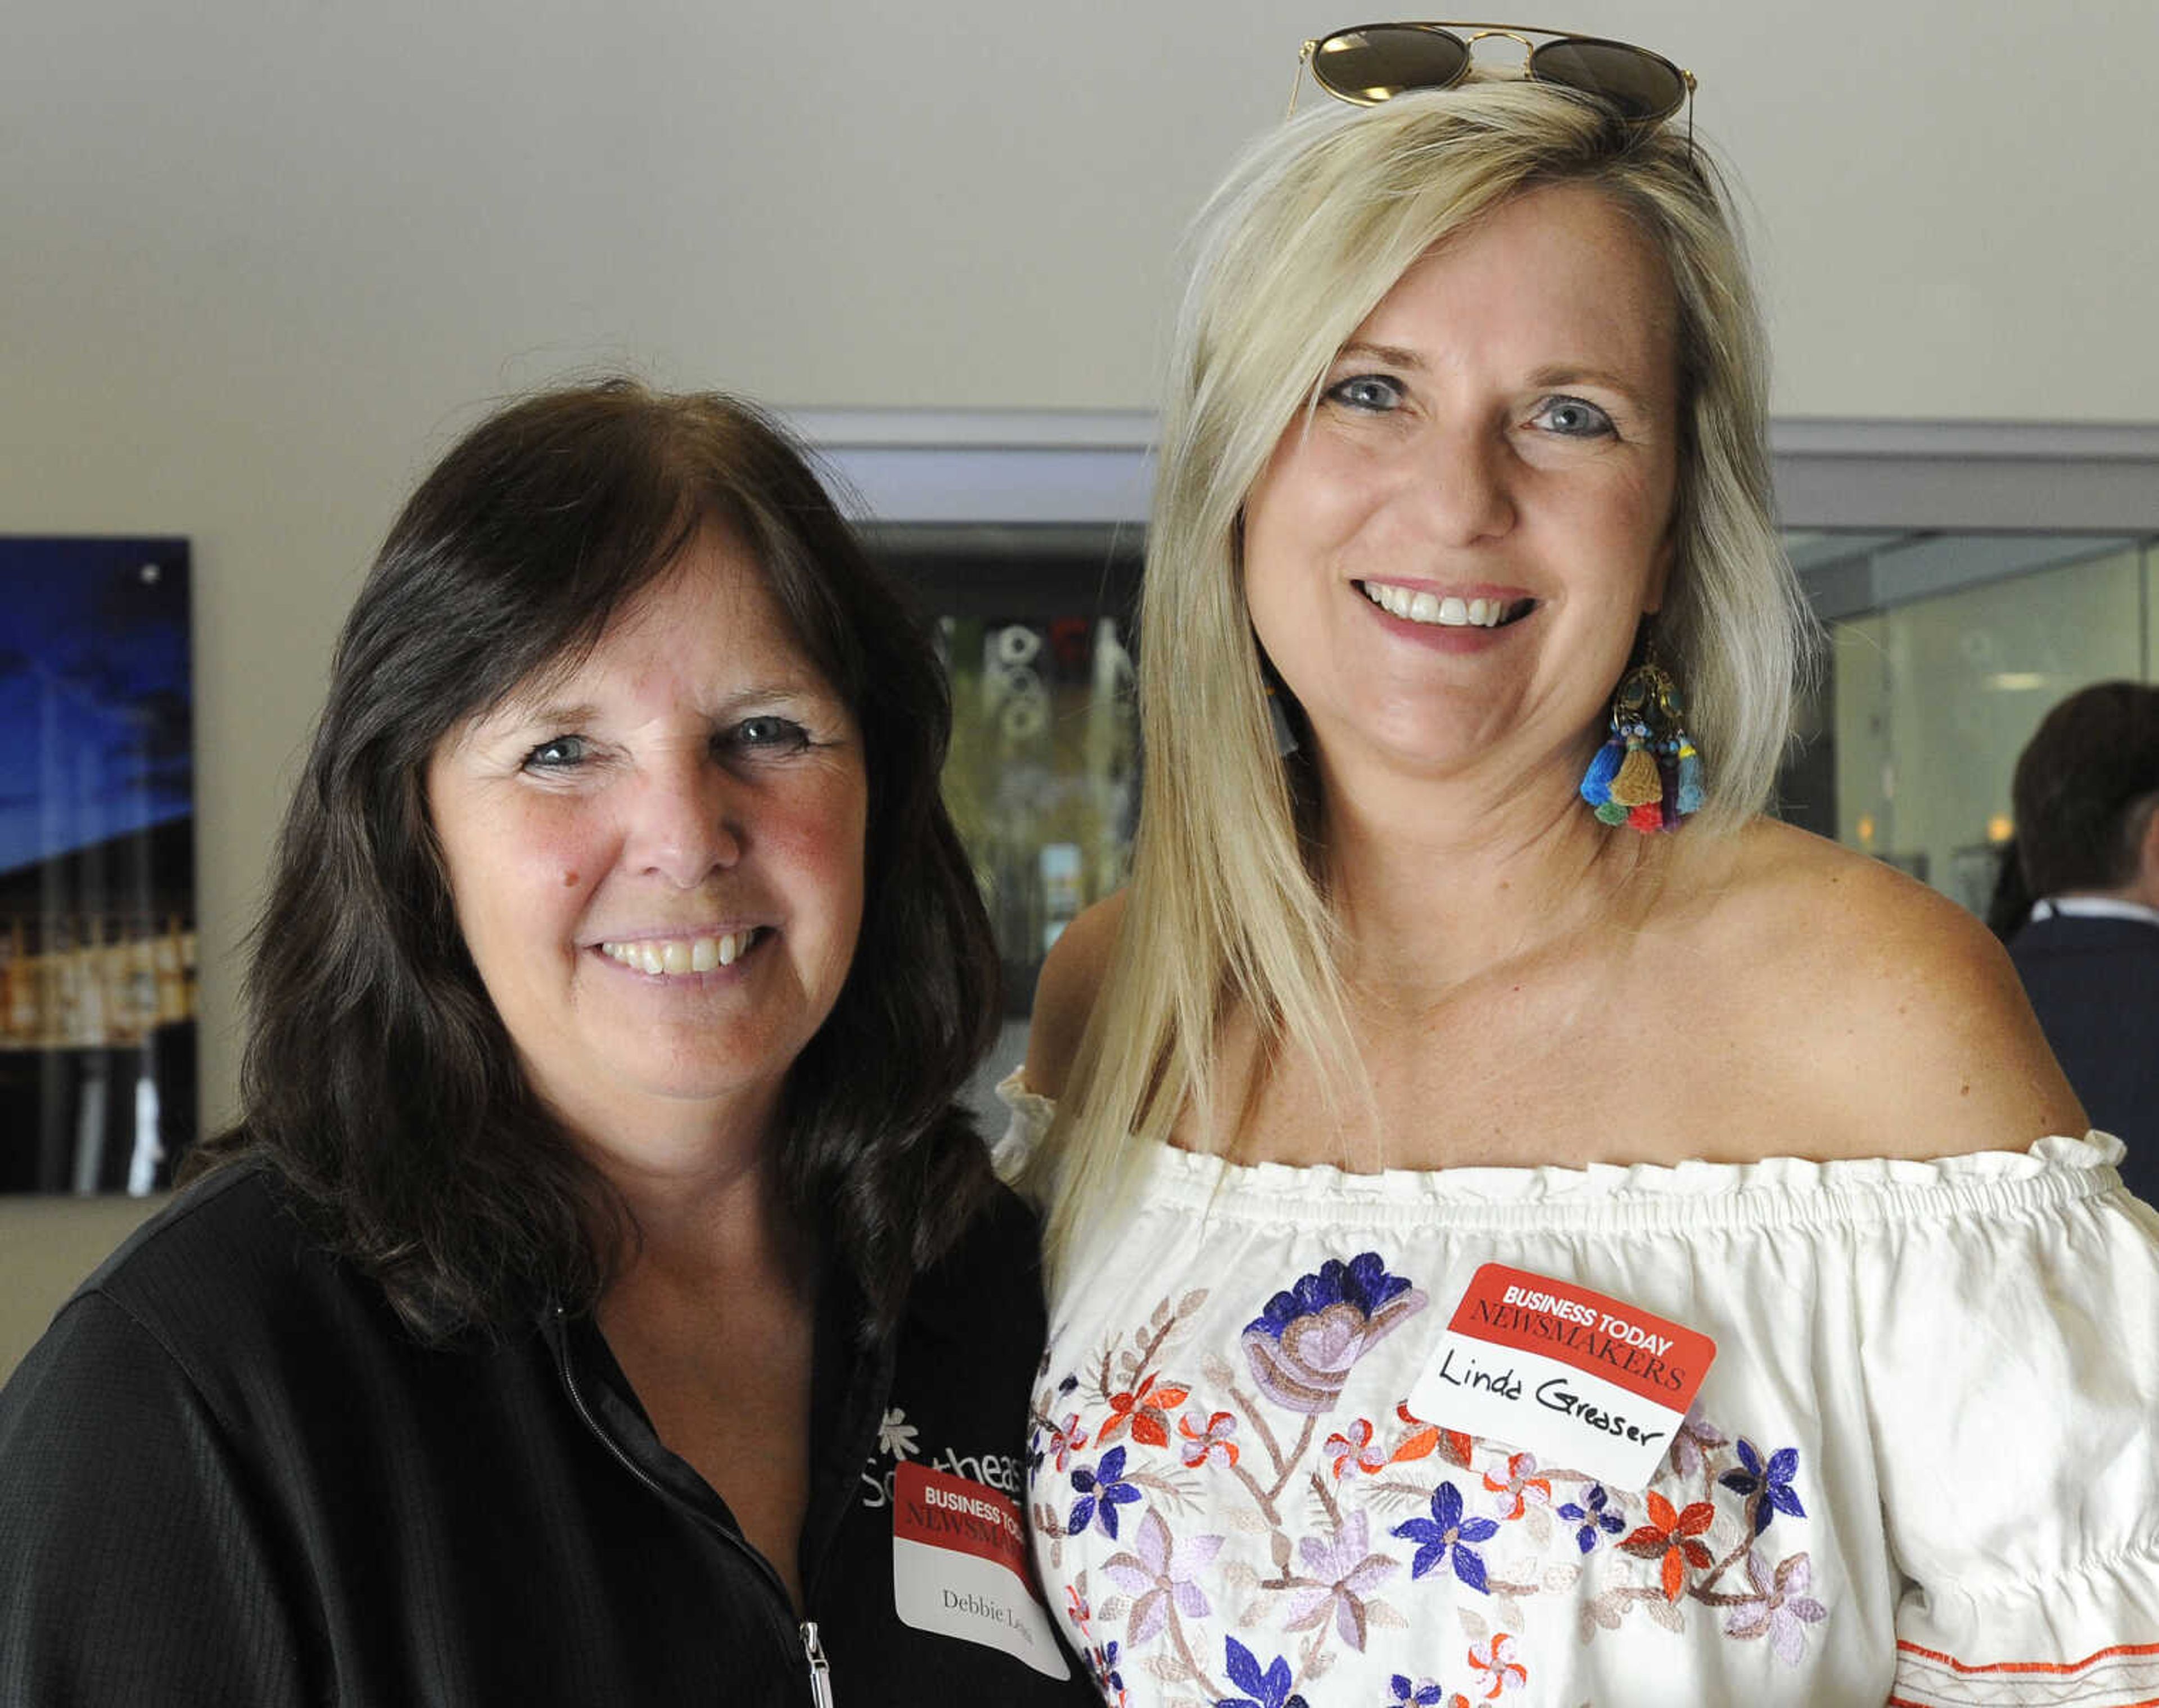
[1468,1631,1527,1696]
[1387,1401,1474,1468]
[1096,1372,1190,1450]
[1620,1491,1717,1602]
[1322,1417,1390,1478]
[1177,1408,1240,1469]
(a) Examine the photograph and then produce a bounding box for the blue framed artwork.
[0,537,195,1194]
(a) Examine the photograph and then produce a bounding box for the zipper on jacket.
[802,1620,835,1707]
[548,1312,808,1671]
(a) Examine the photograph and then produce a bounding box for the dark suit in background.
[2010,907,2159,1197]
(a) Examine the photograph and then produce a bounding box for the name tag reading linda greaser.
[1406,1263,1717,1490]
[892,1462,1070,1678]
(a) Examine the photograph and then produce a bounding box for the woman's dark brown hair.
[187,379,1000,1338]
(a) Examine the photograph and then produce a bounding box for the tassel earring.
[1579,659,1704,833]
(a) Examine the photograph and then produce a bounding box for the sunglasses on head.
[1289,21,1695,129]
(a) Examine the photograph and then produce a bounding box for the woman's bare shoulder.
[1670,820,2085,1160]
[1021,891,1128,1101]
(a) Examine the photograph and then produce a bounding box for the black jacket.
[2009,911,2159,1190]
[0,1164,1096,1706]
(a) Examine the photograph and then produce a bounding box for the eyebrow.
[488,682,832,732]
[1334,340,1428,371]
[1524,363,1661,404]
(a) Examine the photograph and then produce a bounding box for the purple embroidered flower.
[1557,1483,1627,1554]
[1045,1413,1091,1474]
[1241,1253,1428,1414]
[1386,1678,1444,1706]
[1391,1480,1499,1594]
[1720,1438,1806,1535]
[1101,1508,1223,1648]
[1179,1408,1240,1470]
[1469,1633,1527,1696]
[1068,1446,1142,1540]
[1280,1510,1400,1651]
[1724,1548,1828,1665]
[1217,1637,1309,1708]
[1669,1410,1727,1479]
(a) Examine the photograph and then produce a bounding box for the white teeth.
[601,930,756,975]
[1361,581,1517,629]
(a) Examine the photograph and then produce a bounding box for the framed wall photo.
[0,537,196,1194]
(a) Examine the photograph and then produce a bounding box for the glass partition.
[1802,534,2155,916]
[882,525,2159,1042]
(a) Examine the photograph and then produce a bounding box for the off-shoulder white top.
[1000,1075,2159,1708]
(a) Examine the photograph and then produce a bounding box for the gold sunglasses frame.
[1289,20,1696,133]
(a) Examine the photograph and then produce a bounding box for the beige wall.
[0,1196,165,1379]
[3,0,2156,1142]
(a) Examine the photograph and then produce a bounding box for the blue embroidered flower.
[1386,1676,1444,1705]
[1390,1480,1499,1593]
[1245,1252,1415,1339]
[1067,1445,1142,1540]
[1217,1637,1309,1708]
[1557,1483,1628,1554]
[1088,1637,1124,1696]
[1720,1438,1805,1535]
[1240,1253,1428,1413]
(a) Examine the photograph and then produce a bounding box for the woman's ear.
[1642,525,1676,616]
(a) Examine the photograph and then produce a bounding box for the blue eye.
[523,735,589,769]
[1532,396,1615,437]
[1325,374,1405,413]
[725,716,812,755]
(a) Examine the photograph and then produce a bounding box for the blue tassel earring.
[1579,658,1704,833]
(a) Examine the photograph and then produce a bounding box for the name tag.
[1405,1263,1715,1490]
[892,1462,1069,1678]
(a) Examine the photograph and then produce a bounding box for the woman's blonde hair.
[1026,83,1812,1272]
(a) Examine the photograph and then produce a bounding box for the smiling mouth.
[1356,580,1537,630]
[599,928,765,976]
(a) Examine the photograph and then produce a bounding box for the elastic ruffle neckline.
[994,1070,2126,1235]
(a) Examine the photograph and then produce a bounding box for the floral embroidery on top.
[1241,1254,1428,1413]
[1031,1251,1827,1706]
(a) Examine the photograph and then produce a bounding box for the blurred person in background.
[1994,680,2159,1184]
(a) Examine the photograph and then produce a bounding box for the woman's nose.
[623,757,744,887]
[1413,421,1518,545]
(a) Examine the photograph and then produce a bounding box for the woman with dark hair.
[0,381,1091,1705]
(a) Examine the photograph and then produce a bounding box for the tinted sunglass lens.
[1311,26,1471,105]
[1530,39,1687,122]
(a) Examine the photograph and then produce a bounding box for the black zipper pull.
[801,1619,835,1707]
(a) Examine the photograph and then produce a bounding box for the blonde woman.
[1005,31,2159,1708]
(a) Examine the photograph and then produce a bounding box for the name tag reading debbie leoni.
[1407,1263,1717,1490]
[892,1462,1070,1678]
